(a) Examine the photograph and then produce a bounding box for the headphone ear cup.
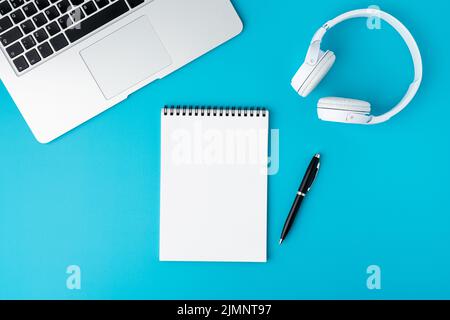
[299,50,336,97]
[317,97,372,124]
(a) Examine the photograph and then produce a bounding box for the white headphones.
[291,8,423,124]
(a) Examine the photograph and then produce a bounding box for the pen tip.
[315,153,321,159]
[279,239,283,245]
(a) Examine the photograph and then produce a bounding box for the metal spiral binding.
[163,106,267,117]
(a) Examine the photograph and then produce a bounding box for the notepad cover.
[159,107,268,262]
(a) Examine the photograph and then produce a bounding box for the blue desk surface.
[1,0,449,299]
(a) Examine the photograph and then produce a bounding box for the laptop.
[0,0,242,143]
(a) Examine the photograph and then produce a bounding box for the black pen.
[279,153,321,245]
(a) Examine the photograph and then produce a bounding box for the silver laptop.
[0,0,242,143]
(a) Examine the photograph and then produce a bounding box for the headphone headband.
[306,9,423,124]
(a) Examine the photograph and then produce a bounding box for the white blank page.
[160,108,268,262]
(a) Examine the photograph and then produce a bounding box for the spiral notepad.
[160,106,269,262]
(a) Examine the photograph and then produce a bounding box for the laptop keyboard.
[0,0,149,74]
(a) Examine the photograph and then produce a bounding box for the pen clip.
[307,162,320,192]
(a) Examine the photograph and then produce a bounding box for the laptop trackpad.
[81,16,172,99]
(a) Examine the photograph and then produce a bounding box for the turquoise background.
[1,0,449,299]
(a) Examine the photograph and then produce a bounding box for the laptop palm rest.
[80,16,172,100]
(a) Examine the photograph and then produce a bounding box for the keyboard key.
[49,32,68,51]
[0,1,12,15]
[10,9,25,23]
[6,41,23,58]
[32,12,47,27]
[57,14,71,28]
[33,28,48,42]
[69,7,84,23]
[94,0,108,9]
[44,5,60,20]
[33,12,47,28]
[25,48,41,64]
[126,0,143,9]
[65,0,128,43]
[13,55,29,72]
[22,2,37,16]
[0,16,13,33]
[49,0,59,3]
[70,0,83,6]
[37,41,53,58]
[45,20,59,35]
[21,34,35,49]
[35,0,50,10]
[81,1,95,15]
[10,0,24,9]
[20,19,34,33]
[56,0,70,13]
[0,26,22,46]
